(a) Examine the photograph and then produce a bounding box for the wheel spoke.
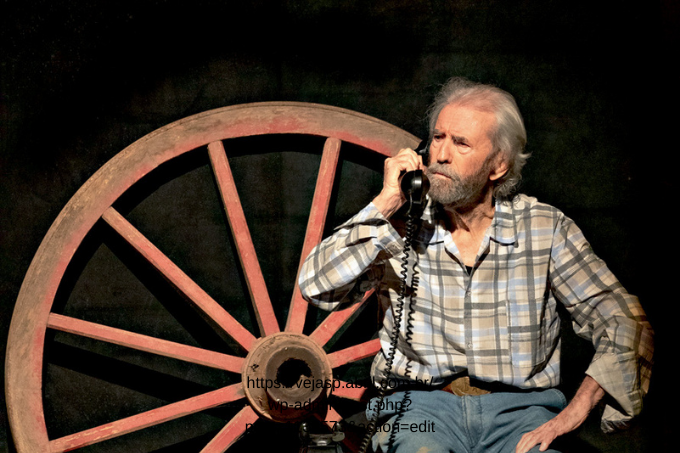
[309,289,374,347]
[49,383,245,452]
[47,313,244,373]
[199,406,259,453]
[286,137,342,333]
[208,140,279,337]
[326,338,381,368]
[102,207,257,351]
[332,380,371,402]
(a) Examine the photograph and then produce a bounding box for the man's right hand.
[372,147,425,218]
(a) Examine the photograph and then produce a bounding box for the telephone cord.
[357,211,418,453]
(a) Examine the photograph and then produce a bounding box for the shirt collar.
[490,197,519,245]
[422,196,518,246]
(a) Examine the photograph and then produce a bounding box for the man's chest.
[382,241,554,312]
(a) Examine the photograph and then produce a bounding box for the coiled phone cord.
[357,209,419,453]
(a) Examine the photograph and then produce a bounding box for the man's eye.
[433,134,445,141]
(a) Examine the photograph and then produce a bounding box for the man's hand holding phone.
[373,147,425,218]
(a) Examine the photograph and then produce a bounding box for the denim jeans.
[366,388,567,453]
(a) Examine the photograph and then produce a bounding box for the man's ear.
[488,152,509,182]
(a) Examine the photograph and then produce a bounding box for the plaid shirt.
[299,194,653,432]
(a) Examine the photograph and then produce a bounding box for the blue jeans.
[366,388,567,453]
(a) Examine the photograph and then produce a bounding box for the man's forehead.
[435,102,496,133]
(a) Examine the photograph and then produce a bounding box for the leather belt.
[383,375,528,397]
[440,376,529,396]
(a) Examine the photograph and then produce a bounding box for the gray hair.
[426,77,530,200]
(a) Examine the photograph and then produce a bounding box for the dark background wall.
[1,1,677,452]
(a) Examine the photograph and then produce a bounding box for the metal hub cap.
[242,332,333,422]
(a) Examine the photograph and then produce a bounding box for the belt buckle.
[443,376,491,396]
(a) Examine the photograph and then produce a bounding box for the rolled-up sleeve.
[298,203,405,311]
[549,215,654,432]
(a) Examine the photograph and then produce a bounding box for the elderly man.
[298,77,653,453]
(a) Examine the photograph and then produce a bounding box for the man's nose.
[433,141,452,164]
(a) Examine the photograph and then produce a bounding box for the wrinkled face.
[426,102,504,208]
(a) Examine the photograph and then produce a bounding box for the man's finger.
[515,432,537,453]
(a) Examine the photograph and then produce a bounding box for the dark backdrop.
[1,1,676,452]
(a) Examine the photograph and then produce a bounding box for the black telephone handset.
[357,140,429,453]
[399,140,430,214]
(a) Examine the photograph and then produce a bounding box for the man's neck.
[440,191,495,267]
[442,190,496,236]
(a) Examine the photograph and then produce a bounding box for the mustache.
[426,163,459,180]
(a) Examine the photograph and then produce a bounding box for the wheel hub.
[242,332,333,423]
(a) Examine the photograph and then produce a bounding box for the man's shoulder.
[500,194,567,226]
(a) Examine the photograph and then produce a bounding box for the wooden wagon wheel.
[6,102,420,452]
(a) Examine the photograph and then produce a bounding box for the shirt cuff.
[585,351,643,432]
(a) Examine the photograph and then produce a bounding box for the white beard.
[425,162,490,208]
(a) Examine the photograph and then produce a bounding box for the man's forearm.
[558,375,605,427]
[298,202,400,310]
